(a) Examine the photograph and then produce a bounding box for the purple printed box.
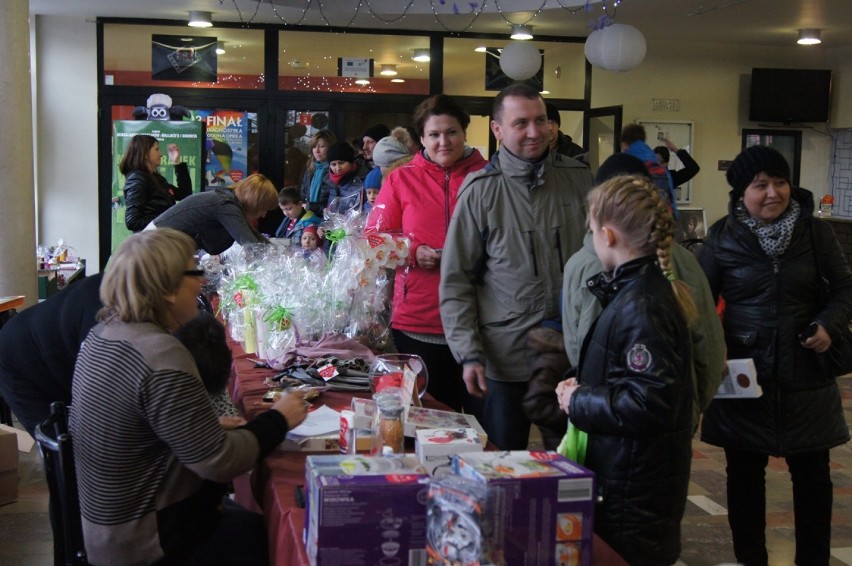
[304,455,431,566]
[453,451,595,566]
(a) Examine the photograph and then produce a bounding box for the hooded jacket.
[698,187,852,455]
[440,148,592,381]
[366,148,486,334]
[570,255,693,565]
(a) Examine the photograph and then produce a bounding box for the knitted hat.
[302,225,319,238]
[372,137,410,168]
[545,102,561,126]
[364,167,383,190]
[594,152,650,185]
[726,145,791,195]
[363,124,391,143]
[327,142,355,164]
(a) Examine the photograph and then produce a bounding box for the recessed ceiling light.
[391,78,405,83]
[411,48,431,62]
[797,28,822,45]
[188,11,213,28]
[510,24,533,40]
[475,46,487,53]
[540,90,550,95]
[355,79,371,85]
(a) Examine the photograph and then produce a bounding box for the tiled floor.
[2,377,851,565]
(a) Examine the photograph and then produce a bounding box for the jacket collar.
[493,147,550,190]
[587,255,657,306]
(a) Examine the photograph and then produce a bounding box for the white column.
[0,0,37,306]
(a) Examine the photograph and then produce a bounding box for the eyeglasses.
[183,269,206,277]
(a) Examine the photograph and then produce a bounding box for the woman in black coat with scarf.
[698,145,852,565]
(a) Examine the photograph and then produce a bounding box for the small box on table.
[351,398,487,443]
[304,454,431,566]
[453,451,595,566]
[415,427,483,475]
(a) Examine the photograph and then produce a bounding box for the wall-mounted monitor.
[748,68,832,124]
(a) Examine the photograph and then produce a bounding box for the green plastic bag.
[557,421,588,465]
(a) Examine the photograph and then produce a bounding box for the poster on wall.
[189,109,258,188]
[152,34,218,83]
[111,120,205,252]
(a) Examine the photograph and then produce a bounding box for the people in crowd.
[372,128,416,176]
[300,225,323,253]
[275,186,321,245]
[121,134,192,232]
[697,145,852,565]
[366,94,487,415]
[654,136,701,189]
[361,123,391,171]
[620,123,677,213]
[173,311,244,426]
[326,142,365,212]
[151,173,278,254]
[69,229,309,566]
[362,169,381,214]
[439,84,593,449]
[559,152,725,430]
[545,102,585,159]
[0,273,104,437]
[556,174,696,564]
[299,130,337,217]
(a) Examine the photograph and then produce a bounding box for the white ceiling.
[28,0,852,49]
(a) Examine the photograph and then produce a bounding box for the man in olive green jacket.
[440,84,593,450]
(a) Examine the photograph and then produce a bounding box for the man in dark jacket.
[545,102,585,160]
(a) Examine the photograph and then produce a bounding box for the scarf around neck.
[309,160,328,204]
[735,198,800,258]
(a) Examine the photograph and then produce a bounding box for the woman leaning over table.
[366,94,486,414]
[121,134,192,232]
[69,228,309,566]
[698,145,852,566]
[151,173,278,254]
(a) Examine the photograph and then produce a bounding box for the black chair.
[34,402,88,565]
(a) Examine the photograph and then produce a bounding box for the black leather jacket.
[570,255,693,564]
[124,163,192,232]
[698,187,852,456]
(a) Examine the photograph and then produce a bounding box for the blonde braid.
[588,175,698,324]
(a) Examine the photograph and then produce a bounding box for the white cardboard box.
[415,427,483,475]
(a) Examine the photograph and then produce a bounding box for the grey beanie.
[726,145,791,195]
[372,137,410,168]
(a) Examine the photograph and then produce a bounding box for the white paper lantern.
[499,41,542,81]
[584,23,646,72]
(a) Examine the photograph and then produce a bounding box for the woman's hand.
[801,323,832,353]
[556,377,579,414]
[167,143,182,165]
[272,389,310,428]
[416,245,442,270]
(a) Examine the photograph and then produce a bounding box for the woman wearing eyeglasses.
[69,229,309,565]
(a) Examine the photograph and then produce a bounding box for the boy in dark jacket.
[274,186,321,244]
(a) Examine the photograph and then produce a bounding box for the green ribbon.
[218,274,260,316]
[324,228,347,259]
[263,305,293,331]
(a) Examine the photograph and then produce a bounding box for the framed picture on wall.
[675,207,707,244]
[741,129,802,187]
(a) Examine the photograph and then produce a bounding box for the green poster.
[111,120,205,252]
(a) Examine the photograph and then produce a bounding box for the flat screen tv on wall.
[748,68,832,124]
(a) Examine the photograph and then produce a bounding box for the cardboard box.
[351,398,488,444]
[0,428,19,506]
[304,454,431,566]
[415,427,484,475]
[453,451,595,566]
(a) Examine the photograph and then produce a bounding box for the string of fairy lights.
[217,0,625,32]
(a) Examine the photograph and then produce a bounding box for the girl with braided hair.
[556,175,696,564]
